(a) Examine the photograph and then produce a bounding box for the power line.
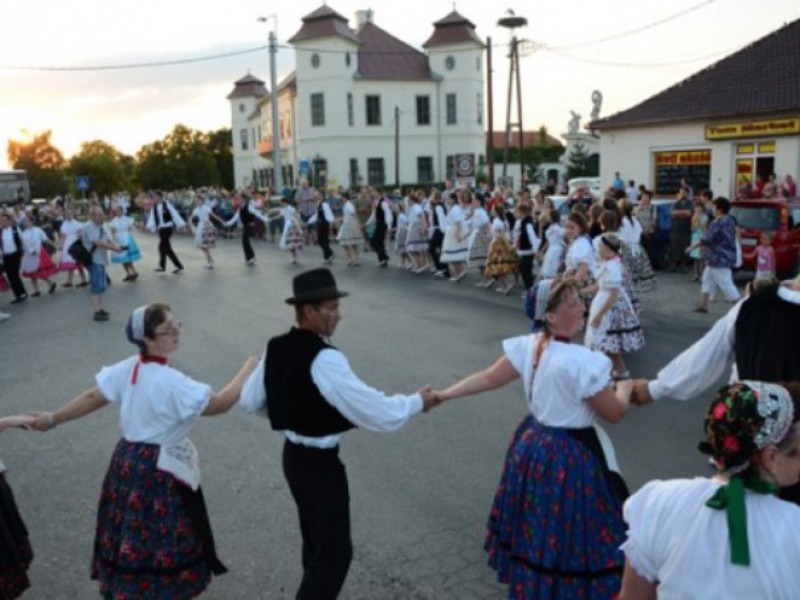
[542,42,744,68]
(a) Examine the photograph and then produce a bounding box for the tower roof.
[226,74,268,100]
[288,5,360,45]
[423,10,483,48]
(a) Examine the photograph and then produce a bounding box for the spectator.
[626,180,639,204]
[82,206,121,321]
[780,174,797,200]
[667,190,693,272]
[613,171,625,191]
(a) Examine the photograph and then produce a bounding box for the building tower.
[227,74,269,190]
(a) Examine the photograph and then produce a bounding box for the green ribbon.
[706,477,778,566]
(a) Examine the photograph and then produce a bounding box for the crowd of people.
[1,174,799,599]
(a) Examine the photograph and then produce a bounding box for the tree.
[565,142,596,179]
[68,140,131,197]
[135,124,220,190]
[206,128,234,190]
[7,130,67,198]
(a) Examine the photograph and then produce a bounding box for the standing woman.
[405,190,430,273]
[20,217,59,297]
[433,279,633,599]
[0,212,28,304]
[440,189,470,282]
[109,205,141,282]
[336,192,363,267]
[21,303,256,599]
[279,198,305,265]
[190,196,225,269]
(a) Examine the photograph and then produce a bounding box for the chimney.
[355,9,373,27]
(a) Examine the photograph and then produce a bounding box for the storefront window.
[734,140,774,196]
[653,150,711,196]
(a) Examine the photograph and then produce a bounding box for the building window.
[311,93,325,127]
[367,158,385,186]
[311,53,320,68]
[366,95,381,126]
[416,96,430,126]
[345,51,351,67]
[240,128,248,151]
[257,125,262,141]
[349,158,360,188]
[477,93,482,125]
[417,157,434,183]
[446,93,457,125]
[445,155,455,179]
[347,93,354,127]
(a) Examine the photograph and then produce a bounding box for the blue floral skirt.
[91,440,225,600]
[485,415,626,600]
[0,473,33,600]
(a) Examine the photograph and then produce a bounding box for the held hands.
[0,415,36,433]
[630,379,654,406]
[419,386,443,413]
[23,412,58,431]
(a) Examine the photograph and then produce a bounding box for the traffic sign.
[75,176,91,191]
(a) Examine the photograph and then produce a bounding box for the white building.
[228,5,486,191]
[591,19,800,199]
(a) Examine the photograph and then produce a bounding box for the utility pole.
[497,11,527,191]
[486,36,494,189]
[269,28,282,192]
[394,106,400,188]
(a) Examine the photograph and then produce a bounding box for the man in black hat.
[239,268,438,599]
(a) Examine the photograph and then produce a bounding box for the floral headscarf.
[699,381,794,566]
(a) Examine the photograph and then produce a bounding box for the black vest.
[375,199,387,225]
[264,328,355,436]
[735,284,800,382]
[240,202,254,225]
[518,216,534,250]
[317,203,330,230]
[431,204,441,228]
[154,203,173,227]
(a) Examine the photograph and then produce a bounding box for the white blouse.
[623,477,800,599]
[597,258,624,292]
[110,215,135,245]
[21,227,48,254]
[491,216,507,240]
[566,236,597,276]
[502,334,612,428]
[342,200,357,219]
[96,356,211,446]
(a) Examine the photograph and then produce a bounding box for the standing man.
[667,189,693,272]
[294,179,317,245]
[365,188,392,267]
[81,206,121,321]
[612,171,625,191]
[226,194,269,265]
[307,190,335,264]
[146,193,186,273]
[0,211,28,304]
[239,268,438,599]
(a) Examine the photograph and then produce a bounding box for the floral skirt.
[621,246,656,294]
[406,222,429,253]
[337,217,362,246]
[280,222,304,251]
[0,474,33,600]
[91,440,225,600]
[485,415,626,600]
[484,237,518,277]
[468,229,490,267]
[395,228,409,255]
[586,290,645,355]
[21,247,59,279]
[193,223,216,249]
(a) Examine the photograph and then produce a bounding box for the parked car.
[731,198,800,277]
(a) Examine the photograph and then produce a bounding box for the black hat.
[286,268,349,305]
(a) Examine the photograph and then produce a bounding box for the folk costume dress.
[110,214,142,265]
[565,235,597,309]
[618,217,656,294]
[279,204,304,253]
[20,226,59,280]
[59,218,84,271]
[336,200,363,247]
[0,458,33,600]
[484,217,518,278]
[394,211,409,257]
[91,355,226,599]
[585,256,645,355]
[405,203,429,254]
[466,206,491,267]
[440,204,469,263]
[190,204,217,249]
[539,223,565,280]
[488,334,628,599]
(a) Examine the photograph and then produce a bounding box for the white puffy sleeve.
[621,480,667,583]
[576,350,612,399]
[95,357,138,403]
[165,370,212,421]
[502,335,533,375]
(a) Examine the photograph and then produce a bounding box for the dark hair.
[125,303,171,352]
[713,197,731,214]
[567,211,589,235]
[600,209,619,232]
[700,189,714,201]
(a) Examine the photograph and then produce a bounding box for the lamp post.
[497,10,527,191]
[258,15,282,192]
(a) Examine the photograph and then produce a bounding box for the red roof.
[355,21,433,81]
[227,74,268,100]
[288,5,360,45]
[423,11,484,49]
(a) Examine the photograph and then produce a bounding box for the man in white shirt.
[239,268,438,599]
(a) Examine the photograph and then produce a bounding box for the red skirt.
[22,248,59,280]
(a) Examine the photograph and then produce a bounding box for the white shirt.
[226,203,268,227]
[110,215,135,245]
[239,346,423,448]
[0,227,20,254]
[467,207,490,231]
[490,216,507,240]
[619,217,643,255]
[21,227,47,255]
[648,285,800,401]
[306,201,335,225]
[566,235,597,276]
[96,356,211,446]
[623,477,800,600]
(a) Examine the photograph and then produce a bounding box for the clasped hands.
[0,413,57,433]
[418,386,445,413]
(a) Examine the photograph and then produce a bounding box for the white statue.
[568,110,581,134]
[591,90,603,121]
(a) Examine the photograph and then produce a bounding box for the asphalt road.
[0,232,735,599]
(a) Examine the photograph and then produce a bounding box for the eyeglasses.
[315,305,342,318]
[155,320,183,336]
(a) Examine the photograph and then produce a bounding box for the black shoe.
[122,275,132,282]
[130,272,139,282]
[49,282,57,294]
[93,311,110,322]
[10,296,26,304]
[173,267,184,274]
[31,291,41,298]
[97,309,109,316]
[154,267,166,273]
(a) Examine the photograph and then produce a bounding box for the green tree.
[565,142,593,179]
[7,130,67,198]
[206,127,234,190]
[68,140,131,197]
[135,124,220,190]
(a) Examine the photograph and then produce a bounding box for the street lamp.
[497,9,527,190]
[258,15,282,192]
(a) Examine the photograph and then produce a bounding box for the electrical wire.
[542,42,745,68]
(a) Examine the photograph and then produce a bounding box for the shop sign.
[654,150,711,165]
[705,117,800,140]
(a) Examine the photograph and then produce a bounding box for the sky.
[1,0,798,169]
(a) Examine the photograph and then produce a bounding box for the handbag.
[68,239,95,269]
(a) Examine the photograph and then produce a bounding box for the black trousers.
[283,440,352,600]
[369,223,388,262]
[157,227,183,269]
[318,222,333,260]
[428,229,448,274]
[2,252,26,299]
[242,224,255,261]
[519,254,534,291]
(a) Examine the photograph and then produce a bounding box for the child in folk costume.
[466,194,491,273]
[336,192,363,267]
[16,303,256,599]
[190,197,225,269]
[393,200,412,269]
[0,418,34,600]
[109,205,142,282]
[514,202,541,293]
[440,190,470,282]
[406,190,430,273]
[618,199,656,294]
[585,233,645,380]
[537,208,565,281]
[58,208,88,287]
[20,219,59,297]
[279,198,305,265]
[479,203,518,293]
